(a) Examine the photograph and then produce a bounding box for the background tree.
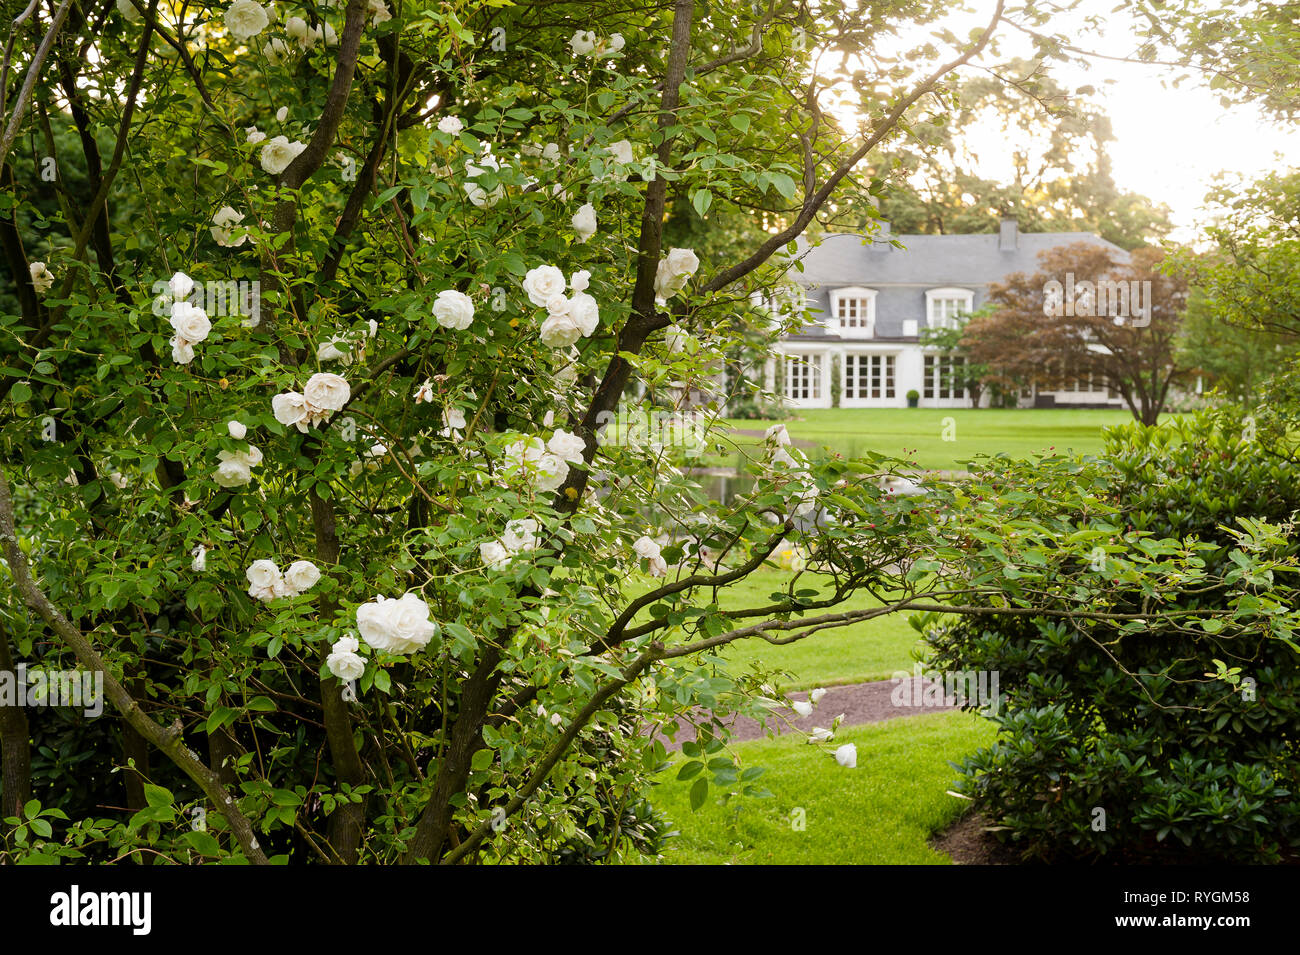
[964,241,1192,424]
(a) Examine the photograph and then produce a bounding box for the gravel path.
[658,676,957,749]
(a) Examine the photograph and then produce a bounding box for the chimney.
[998,216,1018,251]
[872,219,891,249]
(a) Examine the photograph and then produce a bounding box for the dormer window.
[925,287,974,330]
[830,287,876,336]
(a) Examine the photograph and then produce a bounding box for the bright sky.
[843,0,1300,244]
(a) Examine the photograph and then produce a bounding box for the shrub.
[925,413,1300,862]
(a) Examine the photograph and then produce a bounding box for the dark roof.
[781,229,1128,341]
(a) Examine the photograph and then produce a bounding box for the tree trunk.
[0,619,31,820]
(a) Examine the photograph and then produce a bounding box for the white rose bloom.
[227,420,248,439]
[304,372,350,412]
[502,518,539,553]
[326,646,365,682]
[647,555,668,577]
[567,292,600,337]
[606,139,634,165]
[245,559,283,602]
[261,37,291,62]
[246,126,266,144]
[272,391,311,432]
[570,269,591,294]
[654,247,700,299]
[367,0,392,24]
[503,435,546,470]
[211,205,248,247]
[539,308,583,349]
[218,445,262,470]
[29,261,54,294]
[606,33,625,54]
[441,407,466,436]
[522,265,567,306]
[356,593,437,655]
[534,453,570,492]
[260,135,307,175]
[109,471,129,489]
[412,380,434,404]
[283,559,321,594]
[116,0,142,22]
[550,712,563,726]
[276,105,289,122]
[213,457,252,487]
[171,338,196,365]
[316,23,338,45]
[463,152,504,207]
[285,16,313,47]
[834,743,858,769]
[547,429,586,464]
[765,422,792,446]
[791,700,814,718]
[571,203,597,243]
[334,635,359,655]
[632,536,661,560]
[191,545,207,572]
[810,687,827,704]
[432,289,475,330]
[169,270,194,301]
[808,727,833,743]
[480,540,512,570]
[437,115,464,135]
[169,301,212,344]
[224,0,270,40]
[569,30,597,55]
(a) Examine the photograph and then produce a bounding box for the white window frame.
[782,352,822,402]
[925,287,974,331]
[843,353,895,401]
[829,286,877,337]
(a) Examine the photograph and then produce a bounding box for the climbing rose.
[437,116,464,135]
[522,265,566,307]
[834,743,858,768]
[432,289,475,329]
[571,203,597,242]
[260,136,307,175]
[211,206,248,247]
[356,593,437,655]
[224,0,269,40]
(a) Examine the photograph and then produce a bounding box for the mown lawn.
[645,711,997,864]
[711,407,1147,471]
[705,569,927,689]
[628,568,928,690]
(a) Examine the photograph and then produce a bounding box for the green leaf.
[692,189,712,217]
[10,382,31,403]
[471,748,494,772]
[143,783,173,809]
[689,777,709,811]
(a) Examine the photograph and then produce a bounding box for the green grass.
[706,569,927,689]
[628,568,928,691]
[645,711,997,864]
[714,407,1147,471]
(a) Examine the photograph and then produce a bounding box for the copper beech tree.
[962,242,1192,424]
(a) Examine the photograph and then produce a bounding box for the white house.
[764,219,1129,410]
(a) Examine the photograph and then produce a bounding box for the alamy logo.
[1042,273,1151,327]
[594,406,710,454]
[49,885,151,935]
[0,666,103,717]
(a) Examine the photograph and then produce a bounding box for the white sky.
[842,0,1300,244]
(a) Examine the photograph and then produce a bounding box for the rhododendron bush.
[2,0,1292,865]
